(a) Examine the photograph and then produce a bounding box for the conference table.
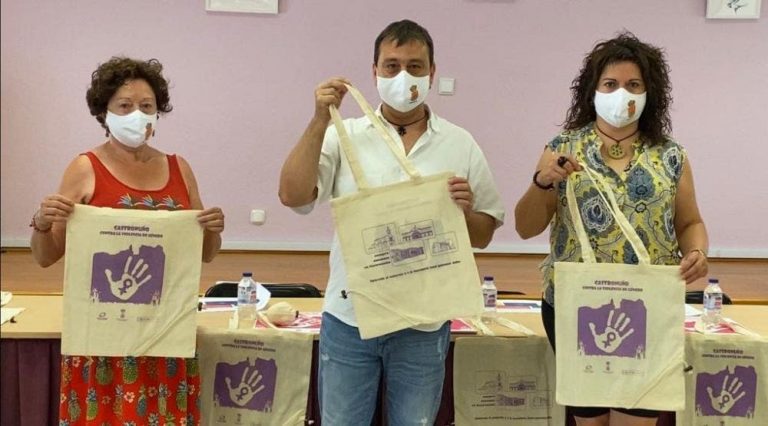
[1,295,766,425]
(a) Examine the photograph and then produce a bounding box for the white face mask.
[105,110,157,148]
[594,88,646,128]
[376,70,430,113]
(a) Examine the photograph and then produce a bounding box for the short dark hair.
[86,57,173,134]
[564,31,672,145]
[373,19,434,66]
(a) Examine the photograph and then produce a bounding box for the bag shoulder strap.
[328,84,420,190]
[566,165,651,264]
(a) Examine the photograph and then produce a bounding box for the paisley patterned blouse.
[541,123,686,306]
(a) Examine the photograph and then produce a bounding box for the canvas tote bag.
[677,333,768,425]
[62,204,203,357]
[454,336,565,425]
[198,327,314,425]
[554,166,686,410]
[329,84,484,339]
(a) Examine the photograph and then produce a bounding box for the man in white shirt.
[279,19,505,425]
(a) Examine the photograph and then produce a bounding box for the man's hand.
[448,176,474,216]
[314,77,351,122]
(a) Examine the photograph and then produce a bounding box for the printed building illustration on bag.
[362,219,459,266]
[213,357,277,412]
[431,236,456,254]
[401,220,434,241]
[90,245,165,304]
[577,299,647,358]
[390,245,426,264]
[474,370,553,410]
[695,365,757,418]
[366,224,397,252]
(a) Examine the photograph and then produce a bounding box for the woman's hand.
[35,194,76,230]
[197,207,225,234]
[680,249,708,284]
[534,152,583,188]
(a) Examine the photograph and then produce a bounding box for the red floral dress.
[59,152,200,426]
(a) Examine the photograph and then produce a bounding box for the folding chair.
[203,282,323,298]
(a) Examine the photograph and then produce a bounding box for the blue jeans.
[318,312,451,426]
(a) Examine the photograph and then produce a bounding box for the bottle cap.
[708,278,719,283]
[242,272,253,277]
[484,276,494,281]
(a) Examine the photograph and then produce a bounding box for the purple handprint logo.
[90,245,165,304]
[578,299,647,358]
[696,366,756,418]
[214,357,277,411]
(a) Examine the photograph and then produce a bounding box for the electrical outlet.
[250,209,266,225]
[438,77,455,95]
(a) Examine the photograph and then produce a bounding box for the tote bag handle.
[328,84,421,190]
[566,165,651,265]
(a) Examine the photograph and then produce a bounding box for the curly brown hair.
[86,57,173,135]
[563,31,672,145]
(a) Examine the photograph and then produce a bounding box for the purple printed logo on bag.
[695,366,757,418]
[214,357,277,411]
[90,245,165,304]
[578,299,647,358]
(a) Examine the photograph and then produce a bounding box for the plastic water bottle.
[237,272,259,326]
[702,278,723,329]
[482,276,498,314]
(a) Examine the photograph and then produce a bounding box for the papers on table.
[1,291,23,325]
[497,299,542,313]
[685,318,736,334]
[684,304,760,336]
[685,304,702,317]
[1,307,25,325]
[1,291,12,306]
[450,318,477,334]
[255,311,322,333]
[198,297,238,312]
[198,285,271,312]
[251,312,479,334]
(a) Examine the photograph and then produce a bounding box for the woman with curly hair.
[30,56,225,425]
[514,32,708,425]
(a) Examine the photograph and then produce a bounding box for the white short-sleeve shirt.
[295,105,505,331]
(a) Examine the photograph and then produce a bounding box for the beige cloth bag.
[329,85,483,339]
[453,336,565,425]
[62,204,202,357]
[197,327,314,425]
[677,334,768,425]
[554,167,686,410]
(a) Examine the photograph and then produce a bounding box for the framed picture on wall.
[706,0,761,19]
[205,0,278,14]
